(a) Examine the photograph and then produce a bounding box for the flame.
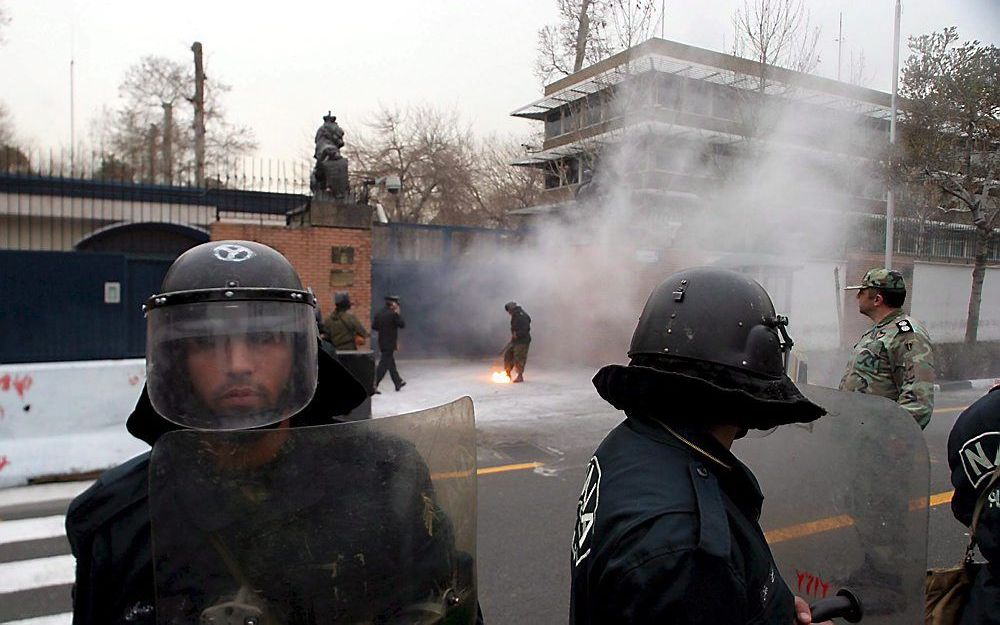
[491,371,511,384]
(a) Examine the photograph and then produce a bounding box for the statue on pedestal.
[311,112,349,199]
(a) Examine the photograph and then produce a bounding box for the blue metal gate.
[0,250,172,363]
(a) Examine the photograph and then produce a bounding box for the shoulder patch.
[572,456,602,567]
[896,319,914,334]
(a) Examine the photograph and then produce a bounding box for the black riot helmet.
[628,267,793,376]
[593,267,824,430]
[144,241,319,431]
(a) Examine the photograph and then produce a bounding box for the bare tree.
[536,0,659,84]
[0,1,10,44]
[468,136,544,228]
[0,102,13,147]
[348,106,475,224]
[732,0,821,90]
[93,53,256,184]
[347,106,542,227]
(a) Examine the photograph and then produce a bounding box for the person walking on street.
[839,268,935,428]
[324,292,368,351]
[372,295,406,392]
[503,301,531,383]
[570,267,831,624]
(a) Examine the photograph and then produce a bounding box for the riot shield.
[734,385,929,624]
[149,397,477,625]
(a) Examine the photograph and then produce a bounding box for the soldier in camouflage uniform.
[838,268,935,607]
[840,268,936,428]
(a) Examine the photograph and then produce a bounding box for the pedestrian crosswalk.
[0,481,91,624]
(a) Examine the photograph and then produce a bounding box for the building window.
[331,246,354,264]
[330,269,355,287]
[657,73,684,111]
[545,110,562,139]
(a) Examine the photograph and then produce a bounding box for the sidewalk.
[935,377,1000,392]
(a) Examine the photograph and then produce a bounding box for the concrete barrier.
[0,359,148,488]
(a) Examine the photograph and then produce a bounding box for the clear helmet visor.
[146,300,318,430]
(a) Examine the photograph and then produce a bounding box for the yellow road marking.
[935,405,969,414]
[433,461,543,480]
[477,461,544,476]
[766,515,855,544]
[929,490,954,507]
[766,489,955,545]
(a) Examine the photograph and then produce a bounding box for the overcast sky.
[0,0,997,164]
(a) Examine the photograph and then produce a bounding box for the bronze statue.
[311,112,349,198]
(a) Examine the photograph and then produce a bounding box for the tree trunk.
[964,227,990,344]
[573,0,592,72]
[161,103,173,185]
[146,124,158,184]
[192,42,206,187]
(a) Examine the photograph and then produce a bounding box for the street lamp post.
[885,0,901,269]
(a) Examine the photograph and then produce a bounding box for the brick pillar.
[209,223,372,328]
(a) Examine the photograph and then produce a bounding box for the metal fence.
[0,148,321,252]
[852,213,1000,263]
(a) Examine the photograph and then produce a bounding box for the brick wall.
[210,223,372,326]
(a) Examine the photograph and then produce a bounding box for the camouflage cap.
[844,268,906,291]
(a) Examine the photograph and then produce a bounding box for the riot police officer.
[947,385,1000,624]
[64,241,435,623]
[570,267,831,624]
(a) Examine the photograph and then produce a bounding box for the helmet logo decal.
[213,244,255,262]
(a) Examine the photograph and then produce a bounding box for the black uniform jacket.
[372,306,405,352]
[509,307,531,344]
[570,416,795,624]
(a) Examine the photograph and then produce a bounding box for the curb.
[934,378,1000,392]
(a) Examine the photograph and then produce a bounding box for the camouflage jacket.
[839,309,935,428]
[324,310,368,351]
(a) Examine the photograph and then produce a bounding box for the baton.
[809,587,863,623]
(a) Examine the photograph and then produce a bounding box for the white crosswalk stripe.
[0,554,76,594]
[0,487,82,623]
[3,613,73,625]
[0,516,66,546]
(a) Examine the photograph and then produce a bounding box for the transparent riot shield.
[734,385,929,624]
[149,397,477,625]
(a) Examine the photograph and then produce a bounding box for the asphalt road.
[0,386,990,624]
[474,386,987,624]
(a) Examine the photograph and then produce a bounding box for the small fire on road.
[491,371,511,384]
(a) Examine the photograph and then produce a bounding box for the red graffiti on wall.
[128,374,142,386]
[0,374,33,400]
[0,456,9,472]
[796,569,831,599]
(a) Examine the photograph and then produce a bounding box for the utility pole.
[161,103,173,185]
[192,41,206,187]
[69,56,75,175]
[69,19,76,176]
[885,0,901,270]
[146,124,158,184]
